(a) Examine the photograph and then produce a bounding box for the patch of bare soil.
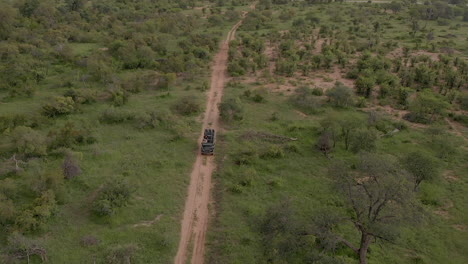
[453,224,467,231]
[412,50,440,61]
[387,47,403,59]
[295,110,308,118]
[443,170,460,182]
[265,43,276,76]
[445,117,467,141]
[434,200,454,219]
[174,12,249,264]
[310,66,355,91]
[313,37,326,54]
[133,214,163,228]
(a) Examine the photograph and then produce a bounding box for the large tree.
[322,153,417,264]
[402,151,439,191]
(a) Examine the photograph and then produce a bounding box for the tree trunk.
[359,233,372,264]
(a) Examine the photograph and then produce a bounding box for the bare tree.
[322,153,417,264]
[316,131,333,158]
[62,153,81,180]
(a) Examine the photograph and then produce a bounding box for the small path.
[174,11,249,264]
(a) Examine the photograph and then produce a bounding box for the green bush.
[99,108,135,124]
[326,83,354,107]
[260,145,285,159]
[350,129,378,153]
[105,244,138,264]
[11,126,47,157]
[92,178,134,216]
[171,97,201,116]
[15,190,57,232]
[48,121,96,149]
[290,87,323,113]
[42,96,76,117]
[109,88,129,107]
[64,89,97,104]
[311,87,323,96]
[0,114,47,132]
[220,98,244,122]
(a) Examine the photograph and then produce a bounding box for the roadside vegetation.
[209,1,468,264]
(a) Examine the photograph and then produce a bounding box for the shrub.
[62,153,81,180]
[0,114,48,132]
[48,121,96,149]
[326,83,354,107]
[109,88,129,107]
[105,244,138,264]
[99,108,135,124]
[350,129,378,153]
[252,93,265,103]
[171,97,201,116]
[0,196,16,225]
[458,93,468,111]
[42,96,76,117]
[11,126,47,157]
[290,87,323,113]
[229,184,243,194]
[311,87,323,96]
[220,98,244,122]
[156,73,177,90]
[234,151,258,166]
[431,136,458,161]
[80,235,100,247]
[452,114,468,126]
[260,145,285,159]
[15,190,57,232]
[64,89,97,104]
[92,178,134,216]
[6,233,48,262]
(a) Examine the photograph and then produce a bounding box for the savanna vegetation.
[209,1,468,264]
[0,0,253,263]
[1,0,467,263]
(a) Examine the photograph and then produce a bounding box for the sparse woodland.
[211,1,468,264]
[0,0,467,263]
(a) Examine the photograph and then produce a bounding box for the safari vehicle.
[201,129,215,155]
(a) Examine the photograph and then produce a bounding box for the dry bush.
[62,153,81,180]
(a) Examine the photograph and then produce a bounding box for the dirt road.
[174,15,246,264]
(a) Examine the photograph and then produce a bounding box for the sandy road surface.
[174,13,247,264]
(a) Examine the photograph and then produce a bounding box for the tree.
[326,82,355,108]
[42,96,76,117]
[350,129,377,153]
[326,153,416,264]
[6,232,48,263]
[402,151,439,191]
[356,75,376,98]
[407,90,449,123]
[291,87,323,114]
[171,96,201,116]
[320,113,339,148]
[11,126,47,157]
[219,98,243,122]
[62,152,81,180]
[0,3,17,40]
[316,131,333,158]
[338,115,362,150]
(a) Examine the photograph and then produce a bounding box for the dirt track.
[174,14,247,264]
